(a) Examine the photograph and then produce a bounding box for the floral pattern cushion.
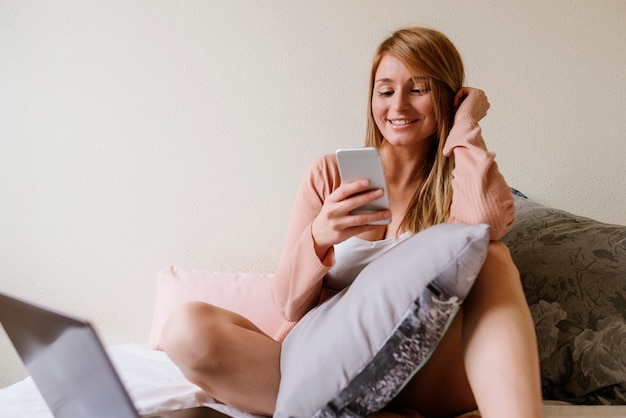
[502,193,626,405]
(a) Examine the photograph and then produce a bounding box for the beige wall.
[1,0,625,387]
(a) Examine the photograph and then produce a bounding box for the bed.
[1,344,625,418]
[1,192,625,417]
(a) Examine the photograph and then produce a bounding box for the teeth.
[390,120,416,125]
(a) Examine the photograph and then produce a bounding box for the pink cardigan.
[271,115,515,342]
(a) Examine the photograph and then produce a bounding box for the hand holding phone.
[336,147,391,225]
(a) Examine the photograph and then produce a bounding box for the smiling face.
[371,54,437,149]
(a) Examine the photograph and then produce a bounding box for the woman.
[163,27,543,418]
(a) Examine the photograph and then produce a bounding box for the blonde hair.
[365,27,465,233]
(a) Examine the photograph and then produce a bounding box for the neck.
[376,140,432,238]
[379,141,431,189]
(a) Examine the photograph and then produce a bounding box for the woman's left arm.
[443,88,515,240]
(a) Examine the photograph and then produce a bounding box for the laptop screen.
[0,293,139,418]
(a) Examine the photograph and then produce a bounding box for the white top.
[323,232,413,291]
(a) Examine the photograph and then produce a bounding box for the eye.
[377,90,394,97]
[411,87,431,96]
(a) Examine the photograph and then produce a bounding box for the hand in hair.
[453,87,490,124]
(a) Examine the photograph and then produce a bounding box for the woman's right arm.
[272,154,391,322]
[272,155,339,322]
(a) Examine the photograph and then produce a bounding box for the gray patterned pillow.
[502,194,626,405]
[275,223,489,417]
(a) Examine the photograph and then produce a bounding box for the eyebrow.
[374,76,429,84]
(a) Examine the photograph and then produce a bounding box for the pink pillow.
[149,266,285,350]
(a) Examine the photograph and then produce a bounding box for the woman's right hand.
[311,179,391,259]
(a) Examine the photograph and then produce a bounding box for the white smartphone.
[336,147,391,225]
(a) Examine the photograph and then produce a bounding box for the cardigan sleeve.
[443,115,515,240]
[271,155,341,323]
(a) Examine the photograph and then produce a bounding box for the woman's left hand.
[453,87,490,124]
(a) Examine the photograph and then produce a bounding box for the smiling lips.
[389,119,418,127]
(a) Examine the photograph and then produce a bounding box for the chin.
[383,135,434,148]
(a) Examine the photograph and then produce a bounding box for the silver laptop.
[0,292,229,418]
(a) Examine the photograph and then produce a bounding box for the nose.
[393,91,410,111]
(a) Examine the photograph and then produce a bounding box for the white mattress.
[0,344,624,417]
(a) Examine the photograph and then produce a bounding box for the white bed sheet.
[0,343,624,418]
[0,344,254,418]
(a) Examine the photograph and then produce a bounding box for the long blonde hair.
[365,27,465,233]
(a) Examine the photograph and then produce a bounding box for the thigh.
[387,242,528,417]
[163,302,282,415]
[388,308,477,418]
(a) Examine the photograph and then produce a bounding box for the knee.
[473,242,529,309]
[486,240,511,259]
[162,302,228,371]
[484,241,520,278]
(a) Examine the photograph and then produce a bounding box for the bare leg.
[461,242,543,417]
[388,242,542,418]
[161,302,280,416]
[388,310,478,417]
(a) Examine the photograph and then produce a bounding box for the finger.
[343,188,385,212]
[325,188,390,230]
[347,210,392,227]
[312,207,383,249]
[454,88,490,120]
[453,88,469,109]
[330,179,372,202]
